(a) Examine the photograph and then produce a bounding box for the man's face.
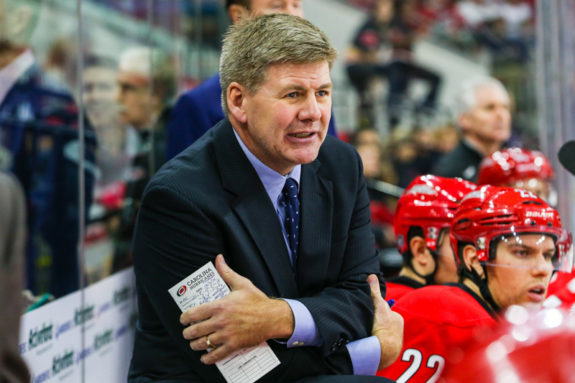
[249,0,303,17]
[461,85,511,147]
[434,229,458,285]
[235,61,331,175]
[487,234,555,309]
[83,66,118,129]
[116,71,154,129]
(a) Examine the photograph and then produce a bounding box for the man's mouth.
[290,132,315,138]
[527,285,546,302]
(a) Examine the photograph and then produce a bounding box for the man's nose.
[532,253,553,275]
[298,95,322,121]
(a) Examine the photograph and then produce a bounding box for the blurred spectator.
[83,55,137,186]
[456,0,533,63]
[0,0,95,297]
[346,0,442,129]
[433,76,511,181]
[433,123,459,154]
[417,0,474,51]
[0,172,30,383]
[355,140,396,248]
[388,127,441,188]
[112,46,176,272]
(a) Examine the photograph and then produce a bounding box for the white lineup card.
[168,262,280,383]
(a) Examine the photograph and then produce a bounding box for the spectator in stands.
[354,134,397,254]
[83,55,137,186]
[0,172,29,383]
[112,46,176,272]
[0,0,95,298]
[166,0,338,160]
[346,0,442,129]
[433,76,511,181]
[457,0,533,63]
[129,14,403,381]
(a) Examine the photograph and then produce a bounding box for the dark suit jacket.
[129,119,379,382]
[165,73,338,160]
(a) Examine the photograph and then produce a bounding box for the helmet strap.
[462,264,500,312]
[406,250,438,285]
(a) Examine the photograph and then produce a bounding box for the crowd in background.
[0,0,542,300]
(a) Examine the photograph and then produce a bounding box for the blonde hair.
[219,13,337,115]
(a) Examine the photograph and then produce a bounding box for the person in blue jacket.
[0,0,95,297]
[166,0,337,160]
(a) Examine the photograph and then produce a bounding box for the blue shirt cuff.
[282,299,322,347]
[346,335,380,376]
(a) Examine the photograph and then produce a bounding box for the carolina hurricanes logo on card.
[177,285,187,297]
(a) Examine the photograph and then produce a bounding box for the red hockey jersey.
[385,276,424,301]
[377,284,497,382]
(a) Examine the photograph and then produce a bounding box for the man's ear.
[228,4,250,24]
[226,82,248,124]
[409,237,434,274]
[462,244,484,278]
[458,114,470,132]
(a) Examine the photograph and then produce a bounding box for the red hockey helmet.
[477,148,554,191]
[450,185,572,271]
[394,175,477,254]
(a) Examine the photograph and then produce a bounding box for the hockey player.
[385,175,476,300]
[477,147,555,203]
[377,185,572,382]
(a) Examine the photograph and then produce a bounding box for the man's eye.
[317,90,329,97]
[285,92,298,98]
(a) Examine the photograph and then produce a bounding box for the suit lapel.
[213,121,299,297]
[297,160,333,294]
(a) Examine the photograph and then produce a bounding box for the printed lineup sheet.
[168,262,280,383]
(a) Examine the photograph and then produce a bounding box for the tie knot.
[282,178,298,200]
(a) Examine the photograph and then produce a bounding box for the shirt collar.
[233,128,301,210]
[0,49,35,105]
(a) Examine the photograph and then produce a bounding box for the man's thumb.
[367,274,383,301]
[215,254,246,290]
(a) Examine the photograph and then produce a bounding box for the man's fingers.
[180,302,214,326]
[215,253,250,290]
[200,342,235,365]
[182,318,216,341]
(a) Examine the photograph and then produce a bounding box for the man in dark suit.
[165,0,338,160]
[129,14,402,382]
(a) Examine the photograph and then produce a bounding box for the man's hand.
[180,254,294,364]
[368,274,404,370]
